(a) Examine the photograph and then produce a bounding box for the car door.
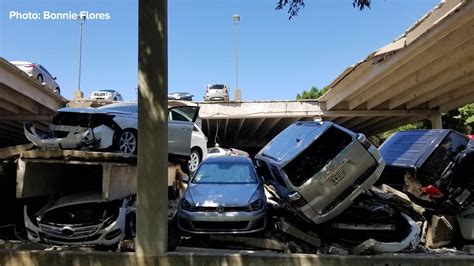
[168,106,200,157]
[39,65,54,90]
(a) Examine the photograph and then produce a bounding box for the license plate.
[44,143,60,150]
[330,170,346,185]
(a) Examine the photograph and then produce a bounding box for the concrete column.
[136,0,168,256]
[430,112,443,129]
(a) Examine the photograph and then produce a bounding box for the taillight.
[289,192,308,207]
[357,133,372,150]
[422,185,444,199]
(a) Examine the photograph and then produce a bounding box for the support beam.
[136,0,168,257]
[246,118,265,140]
[333,116,352,125]
[322,109,432,117]
[429,82,474,109]
[429,112,443,129]
[222,118,229,141]
[352,116,387,132]
[234,118,246,141]
[440,91,474,112]
[257,117,281,140]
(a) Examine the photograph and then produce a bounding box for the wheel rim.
[119,131,137,154]
[188,151,200,172]
[37,75,43,83]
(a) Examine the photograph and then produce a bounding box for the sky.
[1,0,440,101]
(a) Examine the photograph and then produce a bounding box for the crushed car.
[377,129,474,214]
[24,192,135,246]
[24,102,200,159]
[177,156,267,234]
[255,121,385,224]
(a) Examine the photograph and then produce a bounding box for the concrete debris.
[210,235,289,252]
[328,244,349,255]
[403,173,432,202]
[425,215,455,249]
[379,184,426,215]
[275,218,321,247]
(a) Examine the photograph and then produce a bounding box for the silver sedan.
[177,156,267,234]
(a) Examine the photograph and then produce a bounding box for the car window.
[39,65,53,78]
[192,162,257,184]
[169,106,198,122]
[209,85,225,90]
[420,131,469,181]
[283,125,352,187]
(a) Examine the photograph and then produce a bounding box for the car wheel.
[37,74,43,83]
[117,129,138,154]
[187,148,202,174]
[125,212,136,239]
[54,87,61,94]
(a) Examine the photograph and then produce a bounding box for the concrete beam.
[323,1,474,110]
[136,0,168,256]
[427,80,474,109]
[322,109,432,117]
[350,19,474,110]
[440,90,474,112]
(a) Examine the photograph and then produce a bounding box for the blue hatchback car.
[177,156,267,234]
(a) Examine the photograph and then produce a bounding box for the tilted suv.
[255,121,385,224]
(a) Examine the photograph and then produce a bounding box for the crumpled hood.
[185,183,260,207]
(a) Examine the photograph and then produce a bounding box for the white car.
[188,124,208,174]
[24,192,135,246]
[10,61,61,94]
[207,145,249,158]
[24,102,199,160]
[90,90,124,101]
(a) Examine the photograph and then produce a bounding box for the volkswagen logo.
[216,205,225,214]
[61,226,74,237]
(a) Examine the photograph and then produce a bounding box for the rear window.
[209,85,225,90]
[283,126,352,187]
[420,132,468,182]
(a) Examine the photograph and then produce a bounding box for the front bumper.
[24,206,127,246]
[24,124,115,150]
[177,206,267,234]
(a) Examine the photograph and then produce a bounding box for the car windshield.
[192,161,257,184]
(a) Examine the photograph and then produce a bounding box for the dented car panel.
[255,121,385,224]
[24,192,135,246]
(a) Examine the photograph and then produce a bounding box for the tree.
[296,86,329,100]
[276,0,371,19]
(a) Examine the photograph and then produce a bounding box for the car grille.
[192,221,249,230]
[39,232,101,243]
[194,206,248,212]
[39,222,101,239]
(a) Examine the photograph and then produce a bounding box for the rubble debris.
[274,218,321,247]
[209,235,289,253]
[328,244,349,255]
[351,213,421,254]
[378,184,426,215]
[425,215,455,249]
[404,173,432,202]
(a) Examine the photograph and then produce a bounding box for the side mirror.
[181,175,190,183]
[53,77,57,80]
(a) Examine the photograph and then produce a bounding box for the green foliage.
[276,0,371,19]
[296,86,329,100]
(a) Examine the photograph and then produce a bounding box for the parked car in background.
[168,92,193,101]
[188,124,208,174]
[255,121,385,224]
[204,84,229,101]
[89,90,123,101]
[10,61,60,94]
[24,102,199,159]
[377,129,473,214]
[207,145,249,158]
[24,192,135,246]
[178,156,267,234]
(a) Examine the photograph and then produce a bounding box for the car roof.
[10,61,34,65]
[379,129,451,168]
[203,156,252,164]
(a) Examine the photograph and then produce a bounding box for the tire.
[187,148,202,174]
[37,74,43,83]
[125,212,136,239]
[54,87,61,94]
[116,129,138,154]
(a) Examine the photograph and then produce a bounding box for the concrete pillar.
[136,0,168,256]
[430,112,443,129]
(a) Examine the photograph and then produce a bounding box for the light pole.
[74,15,86,99]
[232,14,241,101]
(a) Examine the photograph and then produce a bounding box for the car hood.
[185,183,260,206]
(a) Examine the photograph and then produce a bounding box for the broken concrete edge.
[20,149,137,163]
[0,143,34,159]
[2,250,474,266]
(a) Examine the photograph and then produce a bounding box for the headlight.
[181,199,197,212]
[247,199,264,211]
